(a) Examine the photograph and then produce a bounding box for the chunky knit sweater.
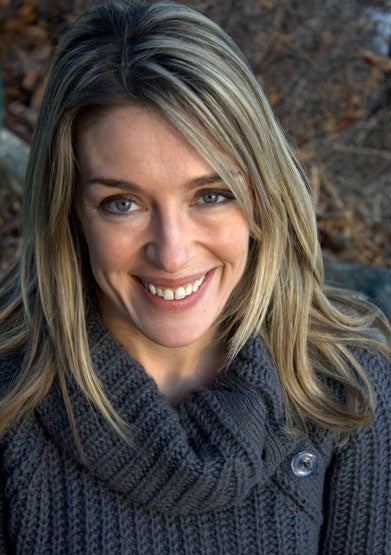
[1,314,391,554]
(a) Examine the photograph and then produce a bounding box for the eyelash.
[99,195,138,215]
[99,188,236,215]
[196,189,236,205]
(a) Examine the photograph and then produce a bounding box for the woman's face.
[75,105,250,353]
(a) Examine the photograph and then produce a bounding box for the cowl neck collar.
[36,312,299,514]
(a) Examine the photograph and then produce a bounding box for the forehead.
[77,105,197,155]
[76,105,220,186]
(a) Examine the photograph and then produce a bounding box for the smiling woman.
[74,105,249,395]
[0,1,391,554]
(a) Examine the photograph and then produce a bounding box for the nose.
[145,208,195,273]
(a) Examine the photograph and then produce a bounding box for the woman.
[1,1,390,553]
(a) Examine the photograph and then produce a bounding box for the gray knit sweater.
[1,313,391,554]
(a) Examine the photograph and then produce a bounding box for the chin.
[142,322,216,350]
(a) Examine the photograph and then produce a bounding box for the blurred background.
[0,0,390,278]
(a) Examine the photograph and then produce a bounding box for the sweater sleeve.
[319,350,391,554]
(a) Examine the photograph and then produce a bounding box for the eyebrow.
[82,172,226,191]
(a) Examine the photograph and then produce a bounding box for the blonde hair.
[1,0,390,441]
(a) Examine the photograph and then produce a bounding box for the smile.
[141,275,206,301]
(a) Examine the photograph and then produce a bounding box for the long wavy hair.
[1,0,390,442]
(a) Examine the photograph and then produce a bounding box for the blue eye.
[202,192,220,204]
[100,197,137,214]
[199,189,235,205]
[112,199,134,212]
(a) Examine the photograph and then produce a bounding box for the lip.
[134,269,214,308]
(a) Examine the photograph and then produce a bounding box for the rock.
[324,262,391,321]
[0,127,29,196]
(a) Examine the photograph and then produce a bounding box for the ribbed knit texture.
[1,313,390,554]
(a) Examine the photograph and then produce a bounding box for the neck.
[142,342,224,404]
[104,318,224,404]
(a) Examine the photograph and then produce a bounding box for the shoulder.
[320,346,391,491]
[327,347,391,493]
[353,346,391,403]
[320,348,391,551]
[346,346,391,447]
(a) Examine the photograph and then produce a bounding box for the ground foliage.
[0,0,390,273]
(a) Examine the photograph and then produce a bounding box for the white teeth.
[142,275,205,301]
[175,287,186,300]
[185,284,193,296]
[163,289,174,301]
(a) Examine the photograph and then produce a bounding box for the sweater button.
[291,451,318,477]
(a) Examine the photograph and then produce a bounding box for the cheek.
[82,225,131,272]
[216,218,250,264]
